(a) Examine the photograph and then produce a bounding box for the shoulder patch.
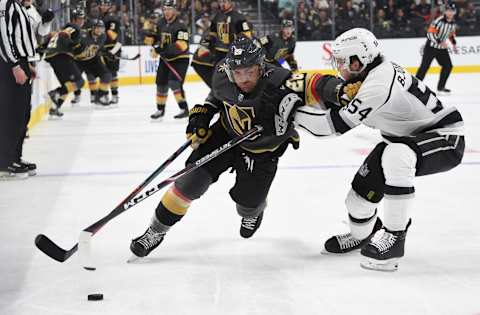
[217,62,227,73]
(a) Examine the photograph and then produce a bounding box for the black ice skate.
[150,109,165,120]
[48,107,64,118]
[110,95,119,105]
[173,109,189,119]
[240,212,263,238]
[128,227,166,262]
[360,219,411,272]
[48,90,62,108]
[0,163,29,180]
[95,94,112,108]
[17,160,37,176]
[437,88,451,95]
[71,94,81,104]
[323,217,383,254]
[90,92,98,105]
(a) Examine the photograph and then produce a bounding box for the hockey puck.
[87,294,103,301]
[83,267,96,271]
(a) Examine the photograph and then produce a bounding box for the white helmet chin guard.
[332,28,381,78]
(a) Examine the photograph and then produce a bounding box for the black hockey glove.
[153,45,166,57]
[41,9,55,23]
[288,128,300,150]
[287,58,298,72]
[186,104,216,144]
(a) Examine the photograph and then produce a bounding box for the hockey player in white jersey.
[295,28,465,271]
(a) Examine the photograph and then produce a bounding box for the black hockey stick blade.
[130,53,140,60]
[34,137,193,263]
[35,234,78,262]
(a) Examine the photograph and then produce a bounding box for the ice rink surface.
[1,73,479,315]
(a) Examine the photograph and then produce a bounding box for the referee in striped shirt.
[0,0,36,179]
[416,1,457,94]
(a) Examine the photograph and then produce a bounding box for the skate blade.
[48,115,63,120]
[150,117,164,122]
[360,257,399,272]
[94,104,115,110]
[0,173,29,181]
[437,91,451,96]
[126,254,143,263]
[321,248,360,255]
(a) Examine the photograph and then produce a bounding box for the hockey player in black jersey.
[146,0,190,120]
[74,19,112,107]
[99,0,122,104]
[191,0,253,88]
[129,36,301,260]
[44,9,86,117]
[294,28,465,271]
[260,19,298,71]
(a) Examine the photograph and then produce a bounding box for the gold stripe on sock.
[173,90,185,103]
[161,186,191,215]
[156,94,167,106]
[65,82,76,93]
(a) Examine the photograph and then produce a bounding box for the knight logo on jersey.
[223,101,255,135]
[161,32,172,47]
[217,22,230,44]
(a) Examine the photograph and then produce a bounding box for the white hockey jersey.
[295,60,464,138]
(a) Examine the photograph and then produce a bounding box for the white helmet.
[332,28,381,77]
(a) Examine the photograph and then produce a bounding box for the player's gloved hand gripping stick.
[35,125,263,263]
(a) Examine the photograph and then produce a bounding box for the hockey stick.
[35,136,193,262]
[34,126,263,263]
[159,55,183,82]
[113,53,140,61]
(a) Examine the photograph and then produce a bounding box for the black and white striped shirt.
[426,15,457,49]
[0,0,36,66]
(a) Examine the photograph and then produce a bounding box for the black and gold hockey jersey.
[103,13,121,56]
[143,19,158,45]
[74,29,106,61]
[150,16,190,62]
[260,33,298,70]
[203,62,302,154]
[208,9,252,54]
[44,23,82,59]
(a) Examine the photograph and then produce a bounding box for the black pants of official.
[416,41,453,90]
[0,60,32,169]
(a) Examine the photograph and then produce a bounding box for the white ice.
[1,73,480,315]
